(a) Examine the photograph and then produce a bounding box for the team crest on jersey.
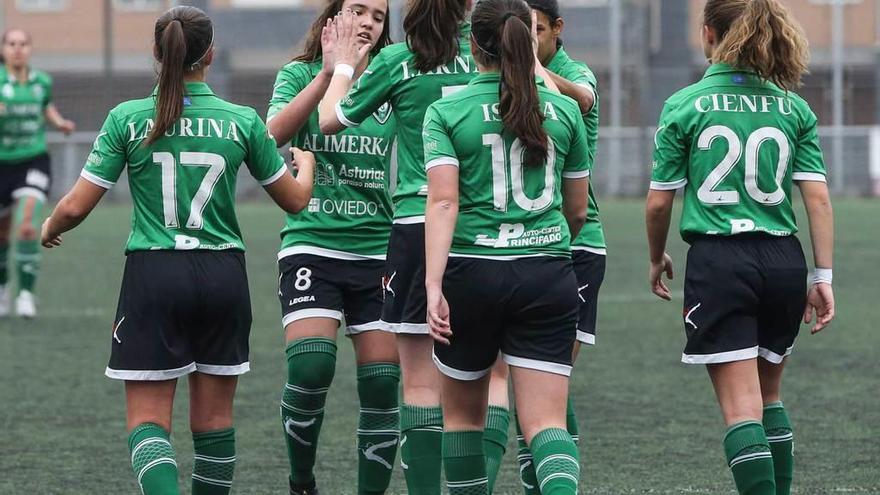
[2,84,13,99]
[372,102,392,125]
[31,84,44,100]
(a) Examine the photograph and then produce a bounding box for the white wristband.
[333,63,355,80]
[811,268,833,285]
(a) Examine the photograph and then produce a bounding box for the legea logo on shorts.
[474,223,563,249]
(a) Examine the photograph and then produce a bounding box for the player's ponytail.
[149,7,214,144]
[705,0,809,91]
[404,0,467,72]
[473,0,547,167]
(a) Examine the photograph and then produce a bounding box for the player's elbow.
[645,190,674,217]
[55,197,89,223]
[318,115,342,135]
[577,91,595,114]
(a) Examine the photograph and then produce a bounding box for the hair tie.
[502,12,516,22]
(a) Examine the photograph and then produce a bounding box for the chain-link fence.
[47,125,880,201]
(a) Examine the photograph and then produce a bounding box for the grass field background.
[1,199,877,494]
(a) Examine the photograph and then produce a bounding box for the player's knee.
[286,337,337,388]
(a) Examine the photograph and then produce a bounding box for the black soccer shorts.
[106,250,252,380]
[571,249,606,345]
[380,222,429,334]
[681,234,808,365]
[0,153,51,213]
[433,256,579,380]
[278,253,388,334]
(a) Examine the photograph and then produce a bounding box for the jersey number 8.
[482,134,557,213]
[153,152,226,230]
[697,125,789,206]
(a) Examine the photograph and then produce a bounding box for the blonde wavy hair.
[704,0,810,91]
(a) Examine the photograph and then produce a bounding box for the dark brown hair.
[472,0,547,167]
[148,6,213,144]
[404,0,467,72]
[704,0,809,91]
[294,0,392,63]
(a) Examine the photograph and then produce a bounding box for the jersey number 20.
[152,152,226,230]
[697,125,789,206]
[482,134,557,212]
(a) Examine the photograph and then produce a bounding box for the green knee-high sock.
[530,428,580,495]
[14,199,43,294]
[724,421,776,495]
[14,238,39,294]
[399,404,443,495]
[483,405,510,493]
[357,363,401,495]
[763,403,793,495]
[566,398,579,445]
[192,428,235,495]
[443,430,488,495]
[128,423,180,495]
[0,242,9,287]
[514,412,540,495]
[281,337,337,486]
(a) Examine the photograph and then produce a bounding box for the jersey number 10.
[482,134,557,213]
[697,125,789,206]
[152,152,226,230]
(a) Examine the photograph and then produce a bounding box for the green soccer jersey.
[336,23,478,220]
[268,60,395,259]
[545,46,606,251]
[0,67,52,163]
[82,82,288,253]
[423,73,591,259]
[651,64,827,239]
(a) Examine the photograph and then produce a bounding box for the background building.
[2,0,879,196]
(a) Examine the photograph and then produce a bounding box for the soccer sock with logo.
[443,430,488,495]
[399,404,444,494]
[530,427,580,495]
[724,421,776,495]
[281,337,337,486]
[514,411,540,495]
[128,423,179,495]
[0,242,9,287]
[483,405,510,493]
[191,428,235,495]
[356,363,401,495]
[14,199,42,294]
[763,402,794,495]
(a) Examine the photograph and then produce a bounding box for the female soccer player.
[514,1,602,491]
[316,2,481,492]
[266,1,398,493]
[41,7,314,495]
[646,1,834,494]
[423,0,590,492]
[0,28,75,318]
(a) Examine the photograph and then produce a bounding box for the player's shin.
[514,412,540,495]
[530,428,580,495]
[483,405,510,492]
[191,428,236,495]
[399,404,444,494]
[14,198,43,296]
[128,423,180,495]
[443,430,488,495]
[724,421,777,495]
[281,338,337,487]
[763,403,793,495]
[357,363,401,495]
